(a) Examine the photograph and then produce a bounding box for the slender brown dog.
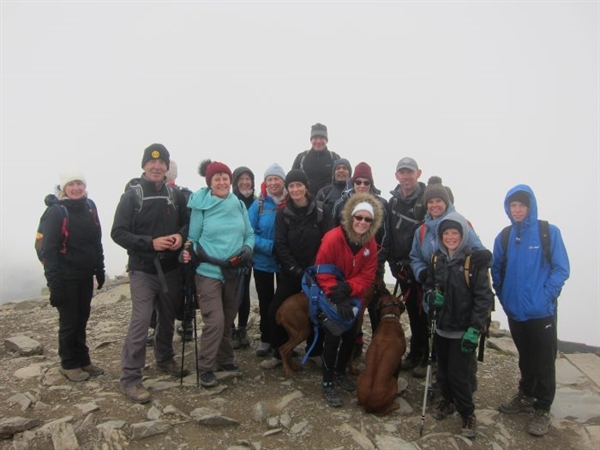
[275,281,383,377]
[357,293,406,415]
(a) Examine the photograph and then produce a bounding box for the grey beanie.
[333,158,353,178]
[424,178,451,206]
[264,163,286,181]
[310,123,328,140]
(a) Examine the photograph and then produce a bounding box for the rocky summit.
[1,279,599,450]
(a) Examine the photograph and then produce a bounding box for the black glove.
[417,269,427,284]
[96,270,105,290]
[290,266,304,278]
[336,301,355,320]
[240,245,253,262]
[471,249,493,268]
[49,286,66,308]
[389,261,402,278]
[329,281,351,304]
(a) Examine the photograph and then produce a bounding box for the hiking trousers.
[196,275,238,373]
[57,277,93,369]
[322,321,358,383]
[403,279,427,362]
[254,269,280,343]
[234,269,252,329]
[120,269,181,387]
[508,315,557,411]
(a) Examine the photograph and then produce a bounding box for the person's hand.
[389,261,402,278]
[417,269,427,284]
[461,327,480,353]
[240,245,253,262]
[471,249,492,268]
[427,290,445,309]
[329,281,351,304]
[153,236,176,251]
[96,270,105,290]
[336,302,355,320]
[290,266,304,278]
[49,286,66,308]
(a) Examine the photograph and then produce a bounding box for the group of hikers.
[38,122,570,439]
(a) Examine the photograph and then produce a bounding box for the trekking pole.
[180,241,196,386]
[419,307,437,436]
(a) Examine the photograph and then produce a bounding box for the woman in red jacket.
[315,192,383,407]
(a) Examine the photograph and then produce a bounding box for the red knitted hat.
[351,162,374,184]
[199,159,233,186]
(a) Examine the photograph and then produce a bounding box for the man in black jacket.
[111,143,190,403]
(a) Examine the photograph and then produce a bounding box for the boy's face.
[442,228,462,252]
[509,201,529,223]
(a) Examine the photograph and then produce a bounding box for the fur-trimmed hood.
[341,192,384,247]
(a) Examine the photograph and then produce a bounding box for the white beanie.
[351,201,374,218]
[264,163,286,181]
[59,167,87,191]
[166,159,178,183]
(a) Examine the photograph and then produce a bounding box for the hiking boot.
[217,363,240,372]
[307,355,323,369]
[121,383,151,404]
[412,363,428,379]
[499,392,535,414]
[400,354,420,371]
[59,367,90,382]
[322,383,343,407]
[461,413,477,439]
[81,363,104,376]
[260,357,282,370]
[334,372,357,392]
[256,342,271,357]
[145,328,155,347]
[433,399,456,420]
[238,327,251,348]
[352,342,363,360]
[528,409,552,436]
[156,360,189,377]
[231,328,241,350]
[200,371,218,388]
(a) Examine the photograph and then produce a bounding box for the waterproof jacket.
[316,193,382,307]
[424,213,494,334]
[291,148,341,197]
[491,184,570,322]
[43,196,104,291]
[410,204,485,281]
[387,182,427,265]
[111,175,189,274]
[247,192,281,273]
[274,196,332,277]
[187,187,255,282]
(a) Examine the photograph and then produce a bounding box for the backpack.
[500,220,552,268]
[35,195,98,265]
[298,150,341,172]
[128,182,178,213]
[432,253,473,288]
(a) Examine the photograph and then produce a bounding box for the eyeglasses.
[353,215,373,223]
[354,180,371,186]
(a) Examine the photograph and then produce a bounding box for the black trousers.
[509,315,557,411]
[435,334,476,418]
[322,321,358,383]
[57,277,94,369]
[403,280,427,362]
[254,269,279,343]
[233,268,252,329]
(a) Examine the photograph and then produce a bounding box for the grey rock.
[74,402,100,416]
[7,393,32,411]
[0,416,42,439]
[263,428,282,436]
[147,405,162,420]
[279,412,292,429]
[339,423,374,449]
[4,335,43,356]
[130,420,171,440]
[267,416,279,428]
[48,420,79,450]
[486,337,518,356]
[252,401,268,422]
[275,390,303,410]
[374,434,419,450]
[290,419,308,435]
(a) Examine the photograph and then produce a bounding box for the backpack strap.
[538,220,552,267]
[419,222,427,245]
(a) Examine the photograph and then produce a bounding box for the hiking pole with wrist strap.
[420,306,437,436]
[180,241,199,387]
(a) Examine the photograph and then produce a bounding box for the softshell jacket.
[274,197,331,277]
[111,176,189,274]
[315,193,382,307]
[424,212,494,334]
[410,204,485,280]
[187,187,255,282]
[247,192,280,273]
[291,148,341,197]
[43,196,104,291]
[491,184,570,322]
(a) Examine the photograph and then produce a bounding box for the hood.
[188,186,231,211]
[341,192,384,247]
[436,211,470,259]
[232,166,255,195]
[504,184,538,228]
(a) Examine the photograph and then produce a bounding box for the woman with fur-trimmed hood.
[315,192,383,408]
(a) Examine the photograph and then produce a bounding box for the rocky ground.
[0,279,598,450]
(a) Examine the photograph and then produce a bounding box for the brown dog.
[357,294,406,415]
[275,281,383,377]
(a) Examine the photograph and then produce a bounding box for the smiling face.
[353,177,372,194]
[237,173,253,192]
[352,211,373,235]
[310,136,328,151]
[287,181,308,206]
[334,164,351,183]
[265,175,285,197]
[442,228,462,253]
[210,172,231,198]
[143,159,168,186]
[395,168,422,196]
[509,201,529,223]
[427,198,447,219]
[64,180,86,200]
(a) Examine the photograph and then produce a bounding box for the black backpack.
[500,220,552,273]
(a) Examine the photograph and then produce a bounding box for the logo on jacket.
[363,249,371,257]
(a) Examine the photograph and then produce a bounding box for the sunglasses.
[353,215,373,223]
[354,180,371,186]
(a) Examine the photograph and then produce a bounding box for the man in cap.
[291,123,342,197]
[111,143,190,403]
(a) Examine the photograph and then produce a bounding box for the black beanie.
[439,220,463,237]
[508,191,530,207]
[285,169,309,189]
[141,143,170,170]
